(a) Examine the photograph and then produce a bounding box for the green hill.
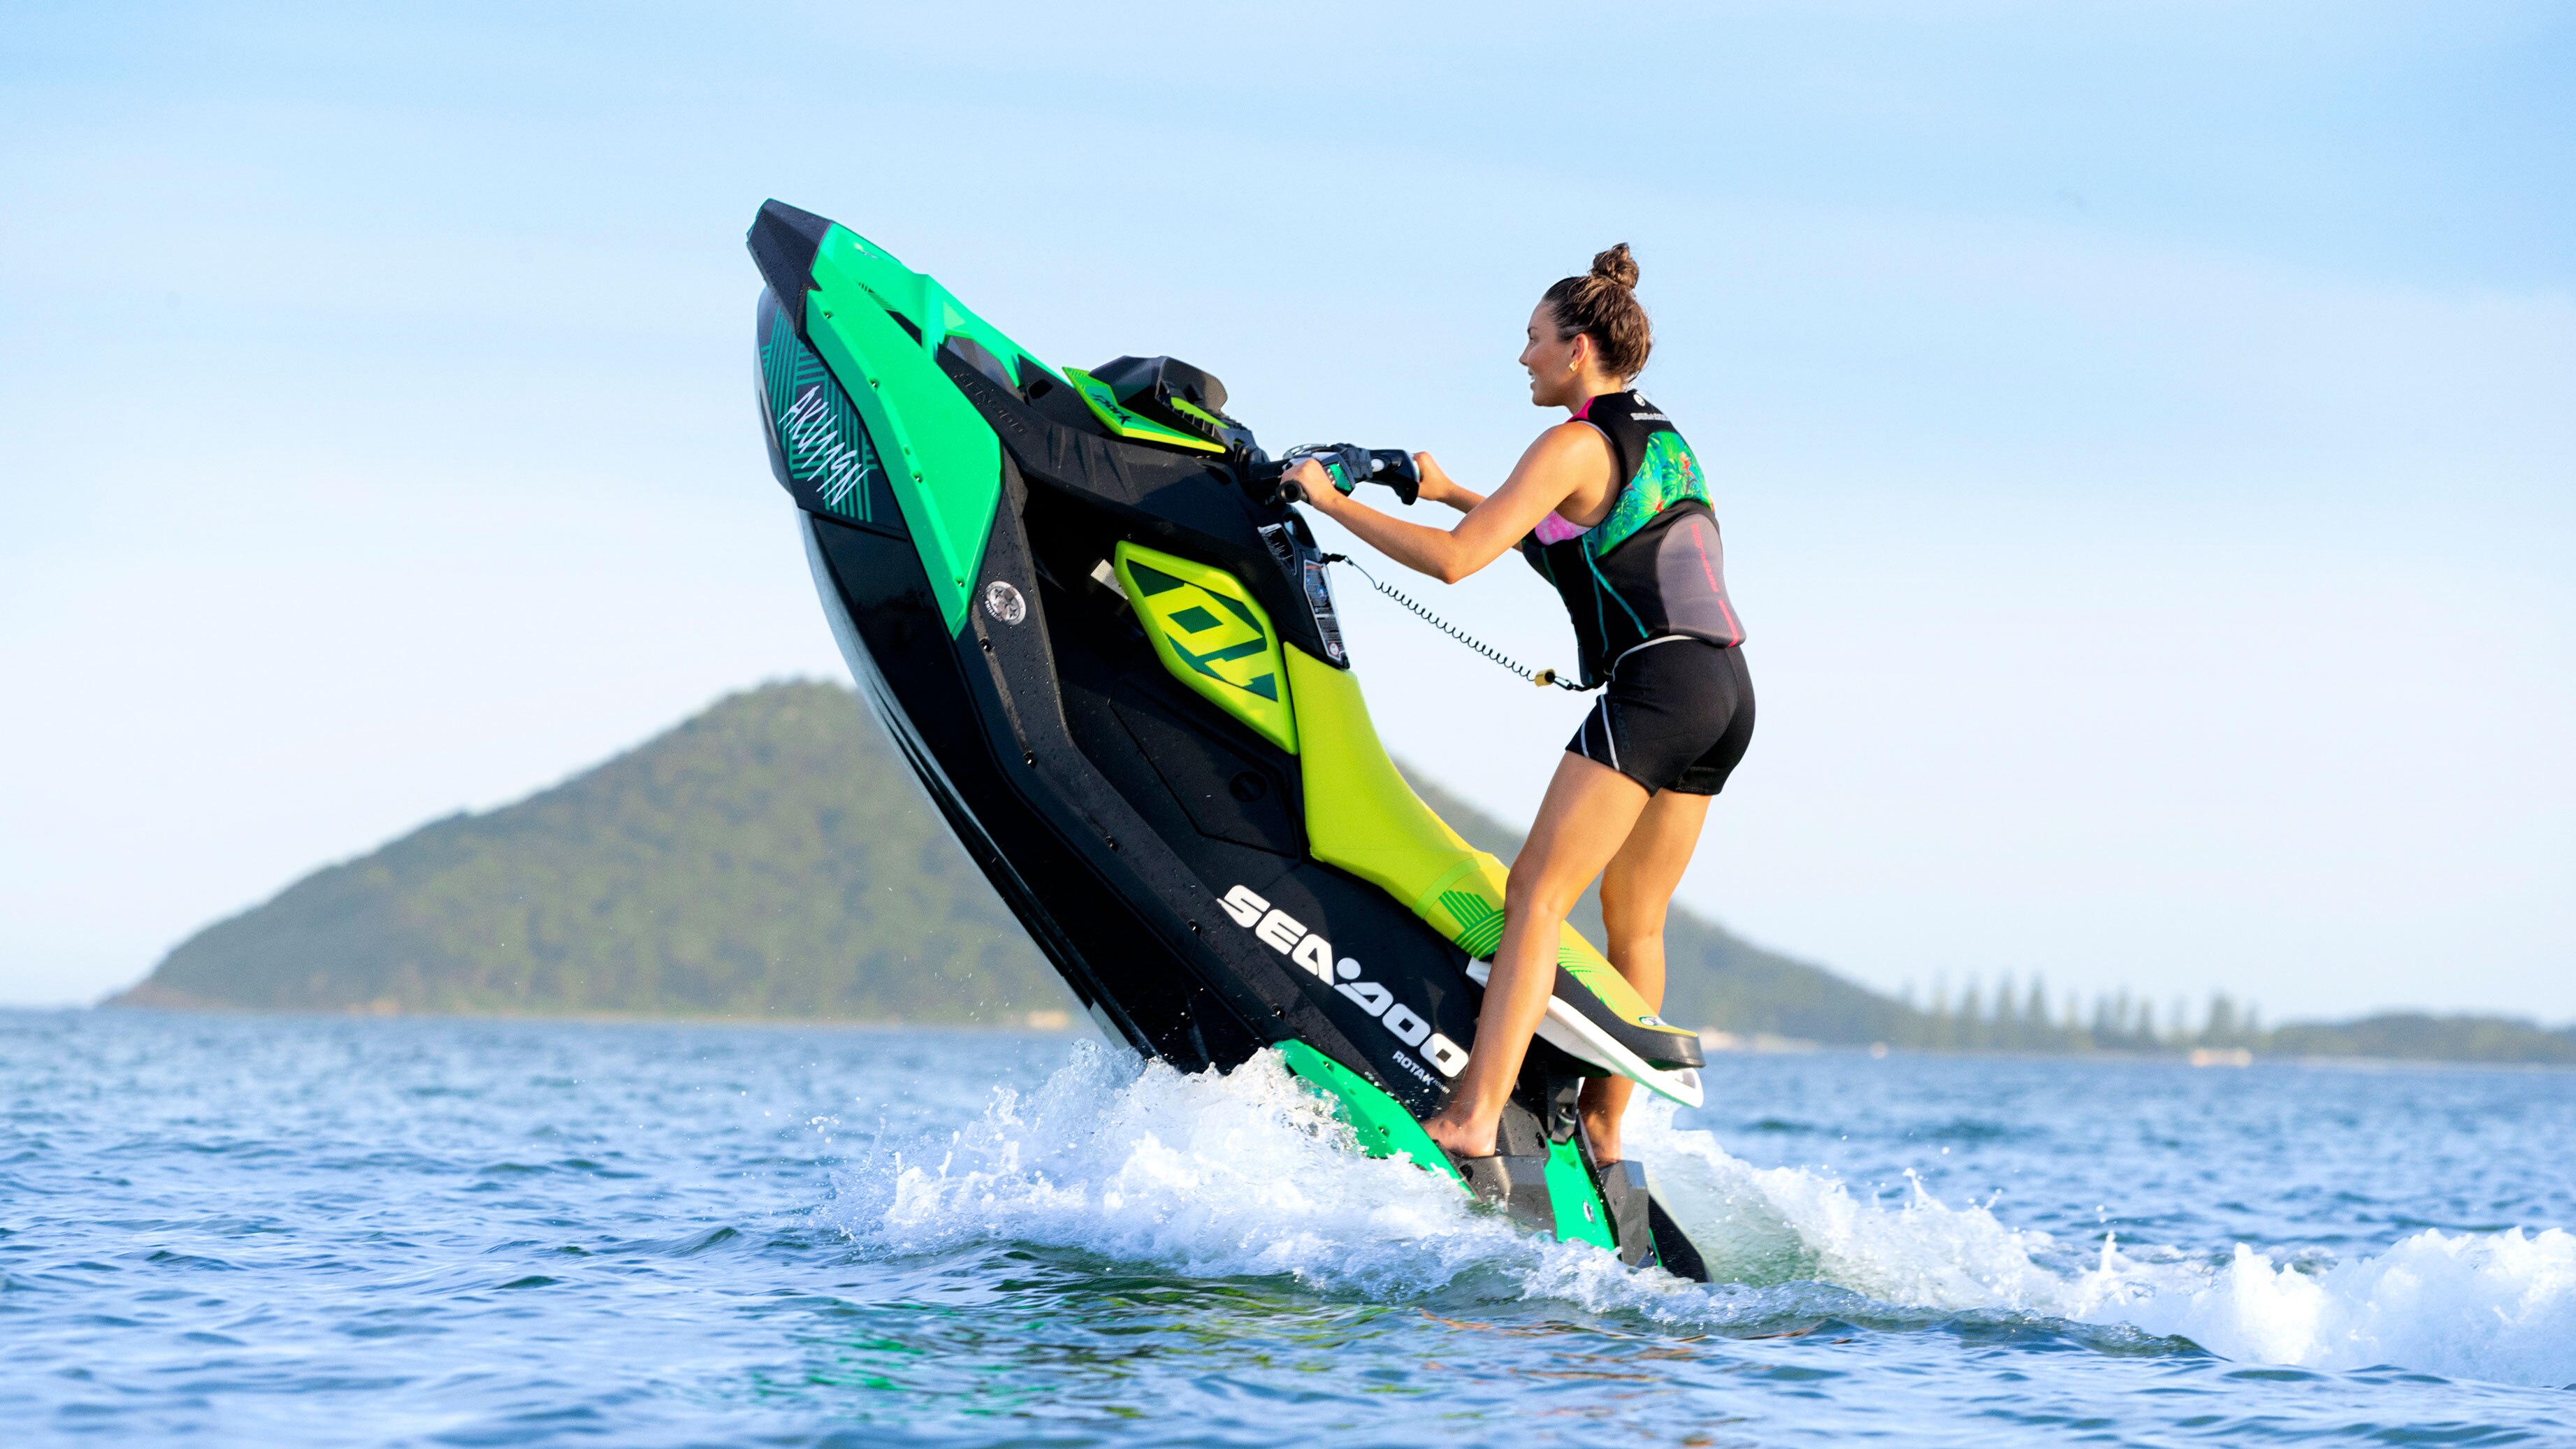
[110,679,1898,1036]
[115,682,1063,1021]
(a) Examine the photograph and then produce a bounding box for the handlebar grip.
[1366,449,1420,505]
[1242,456,1312,505]
[1250,445,1421,507]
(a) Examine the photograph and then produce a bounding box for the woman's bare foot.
[1580,1107,1621,1165]
[1421,1111,1496,1160]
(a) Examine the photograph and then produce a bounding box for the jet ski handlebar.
[1244,444,1420,507]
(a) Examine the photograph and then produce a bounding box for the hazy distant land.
[110,683,2573,1065]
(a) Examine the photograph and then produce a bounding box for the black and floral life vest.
[1519,390,1745,688]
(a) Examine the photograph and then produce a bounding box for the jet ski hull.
[746,200,1712,1274]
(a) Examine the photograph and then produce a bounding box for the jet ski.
[745,199,1714,1276]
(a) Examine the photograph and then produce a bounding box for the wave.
[825,1044,2576,1388]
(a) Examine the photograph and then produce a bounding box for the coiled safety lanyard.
[1320,554,1589,691]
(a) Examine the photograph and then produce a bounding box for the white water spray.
[830,1044,2576,1388]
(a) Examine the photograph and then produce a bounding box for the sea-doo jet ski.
[745,199,1714,1275]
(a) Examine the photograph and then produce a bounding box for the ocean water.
[3,1011,2571,1446]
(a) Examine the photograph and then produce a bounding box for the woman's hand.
[1283,456,1347,514]
[1411,452,1486,515]
[1412,452,1459,505]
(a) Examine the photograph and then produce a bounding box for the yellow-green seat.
[1282,649,1705,1074]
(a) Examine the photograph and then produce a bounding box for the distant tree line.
[1883,972,2574,1062]
[1889,974,2262,1053]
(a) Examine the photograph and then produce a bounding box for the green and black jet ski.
[745,199,1713,1274]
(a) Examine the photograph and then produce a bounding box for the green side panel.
[1544,1138,1617,1250]
[1278,1039,1464,1188]
[1157,394,1252,448]
[802,227,1010,635]
[1064,367,1228,453]
[1285,1039,1613,1249]
[1114,542,1298,752]
[804,222,1072,400]
[1166,396,1235,436]
[1282,648,1682,1042]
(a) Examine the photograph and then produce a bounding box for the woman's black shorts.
[1566,637,1755,796]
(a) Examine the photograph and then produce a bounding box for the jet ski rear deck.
[746,199,1713,1274]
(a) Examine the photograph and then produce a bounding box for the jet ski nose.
[746,199,832,331]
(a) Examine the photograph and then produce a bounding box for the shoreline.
[21,1004,2571,1069]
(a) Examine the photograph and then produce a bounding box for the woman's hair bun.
[1589,243,1639,290]
[1542,243,1652,377]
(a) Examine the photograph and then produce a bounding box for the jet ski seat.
[1109,537,1702,1102]
[1281,650,1707,1077]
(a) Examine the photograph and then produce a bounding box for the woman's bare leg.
[1421,753,1649,1159]
[1579,787,1713,1163]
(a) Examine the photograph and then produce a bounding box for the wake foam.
[2081,1229,2576,1384]
[1626,1102,2576,1384]
[827,1045,2576,1387]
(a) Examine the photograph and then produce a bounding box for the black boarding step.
[1455,1153,1555,1233]
[1594,1160,1655,1269]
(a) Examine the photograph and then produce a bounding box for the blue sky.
[2,1,2569,1021]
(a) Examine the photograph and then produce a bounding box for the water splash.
[1630,1104,2074,1311]
[828,1041,1654,1307]
[830,1045,2576,1387]
[2077,1227,2576,1382]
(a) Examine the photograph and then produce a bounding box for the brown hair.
[1542,243,1651,378]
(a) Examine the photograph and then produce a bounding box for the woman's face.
[1519,301,1586,408]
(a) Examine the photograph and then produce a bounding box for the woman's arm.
[1293,424,1612,585]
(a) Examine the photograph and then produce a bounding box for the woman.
[1285,245,1751,1167]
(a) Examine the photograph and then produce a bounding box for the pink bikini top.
[1531,398,1611,545]
[1531,510,1589,546]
